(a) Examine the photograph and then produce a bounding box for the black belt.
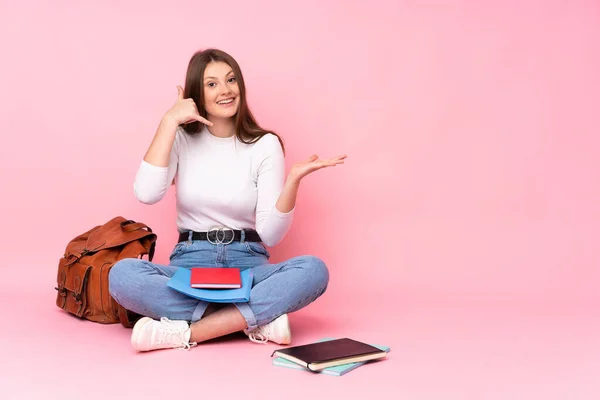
[178,229,262,244]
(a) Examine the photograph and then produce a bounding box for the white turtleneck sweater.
[133,126,294,247]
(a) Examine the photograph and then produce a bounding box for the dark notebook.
[271,338,388,371]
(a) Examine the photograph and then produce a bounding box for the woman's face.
[203,61,240,120]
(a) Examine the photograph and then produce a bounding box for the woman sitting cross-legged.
[108,48,346,352]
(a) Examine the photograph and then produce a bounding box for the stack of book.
[271,337,390,376]
[167,267,253,302]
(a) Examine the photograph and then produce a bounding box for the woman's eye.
[207,82,216,88]
[228,77,237,83]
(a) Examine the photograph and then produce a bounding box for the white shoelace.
[157,317,197,350]
[178,342,197,350]
[247,329,270,344]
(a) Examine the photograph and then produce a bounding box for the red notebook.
[190,267,242,289]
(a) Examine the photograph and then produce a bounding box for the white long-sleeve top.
[133,126,294,247]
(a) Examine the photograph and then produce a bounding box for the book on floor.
[167,267,253,303]
[272,338,390,376]
[190,267,242,289]
[271,337,388,372]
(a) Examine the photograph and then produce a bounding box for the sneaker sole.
[130,317,154,351]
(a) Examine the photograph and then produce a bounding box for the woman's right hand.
[164,86,213,126]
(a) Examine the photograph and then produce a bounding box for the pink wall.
[1,1,598,312]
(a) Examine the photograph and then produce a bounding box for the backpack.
[55,216,157,328]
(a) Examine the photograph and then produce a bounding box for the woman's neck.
[206,116,236,138]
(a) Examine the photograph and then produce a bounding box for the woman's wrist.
[286,172,302,186]
[161,113,180,129]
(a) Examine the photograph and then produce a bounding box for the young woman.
[109,48,346,352]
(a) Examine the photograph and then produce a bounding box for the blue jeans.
[108,238,329,330]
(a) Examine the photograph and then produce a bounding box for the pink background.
[1,1,599,399]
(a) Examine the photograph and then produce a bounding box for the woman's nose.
[220,85,232,95]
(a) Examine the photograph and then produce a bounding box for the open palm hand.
[290,154,347,181]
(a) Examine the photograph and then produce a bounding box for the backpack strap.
[121,221,149,232]
[117,304,140,328]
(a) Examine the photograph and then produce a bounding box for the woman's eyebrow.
[204,70,235,81]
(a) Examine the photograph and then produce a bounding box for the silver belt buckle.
[207,226,235,245]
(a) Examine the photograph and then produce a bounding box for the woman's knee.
[108,258,140,296]
[299,255,329,289]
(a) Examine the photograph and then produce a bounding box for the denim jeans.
[108,237,329,330]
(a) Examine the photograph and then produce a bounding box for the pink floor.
[1,278,598,400]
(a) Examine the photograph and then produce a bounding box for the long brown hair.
[181,48,284,153]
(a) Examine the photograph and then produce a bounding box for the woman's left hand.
[289,154,347,182]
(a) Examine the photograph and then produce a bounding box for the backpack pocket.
[56,260,92,318]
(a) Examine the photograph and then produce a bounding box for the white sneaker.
[131,317,197,352]
[244,314,292,344]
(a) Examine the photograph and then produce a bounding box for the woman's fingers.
[176,85,185,101]
[195,115,214,126]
